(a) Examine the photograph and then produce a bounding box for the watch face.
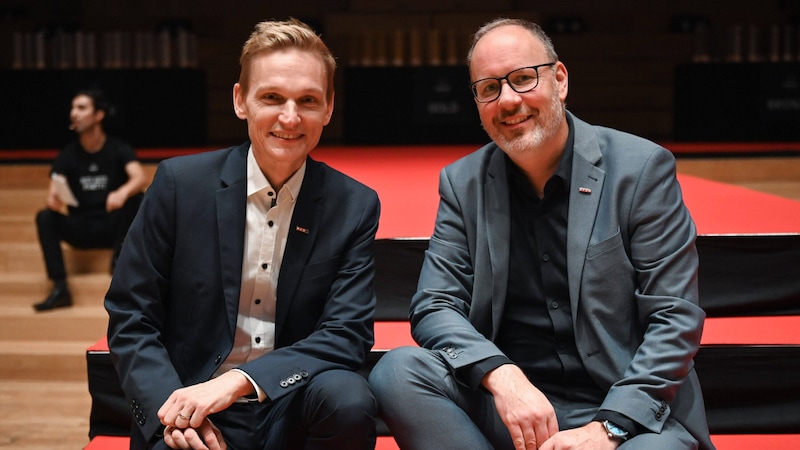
[604,420,629,438]
[607,423,625,434]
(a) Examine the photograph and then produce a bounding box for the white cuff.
[231,368,267,402]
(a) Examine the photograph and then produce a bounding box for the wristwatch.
[602,420,630,442]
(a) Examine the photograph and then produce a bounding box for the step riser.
[0,221,37,242]
[0,316,107,341]
[0,166,51,189]
[0,246,113,273]
[0,191,47,216]
[0,289,106,308]
[0,353,88,382]
[3,284,111,301]
[3,291,110,307]
[1,274,112,300]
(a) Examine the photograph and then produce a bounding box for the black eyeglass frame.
[470,62,557,103]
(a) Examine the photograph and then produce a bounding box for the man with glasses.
[370,18,714,450]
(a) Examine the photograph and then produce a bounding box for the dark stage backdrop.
[372,235,800,320]
[1,69,207,149]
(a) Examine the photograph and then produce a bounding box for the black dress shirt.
[462,116,641,437]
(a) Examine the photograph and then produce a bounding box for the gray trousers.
[369,346,699,450]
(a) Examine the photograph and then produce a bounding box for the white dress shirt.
[214,146,305,401]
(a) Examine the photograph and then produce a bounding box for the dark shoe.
[33,288,72,312]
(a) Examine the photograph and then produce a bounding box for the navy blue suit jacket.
[105,143,380,445]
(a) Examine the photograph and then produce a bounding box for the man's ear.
[323,95,334,126]
[555,62,569,101]
[233,83,247,119]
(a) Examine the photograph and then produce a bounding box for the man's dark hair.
[75,88,112,116]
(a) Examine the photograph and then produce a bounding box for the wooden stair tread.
[0,340,96,381]
[0,380,92,450]
[0,339,97,355]
[0,305,108,341]
[0,272,112,281]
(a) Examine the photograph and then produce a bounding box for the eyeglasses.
[470,62,556,103]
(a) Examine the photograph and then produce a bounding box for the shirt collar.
[246,145,306,201]
[505,114,575,197]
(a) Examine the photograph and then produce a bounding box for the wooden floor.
[0,156,798,450]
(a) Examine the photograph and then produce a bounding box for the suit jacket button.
[280,380,288,388]
[215,355,222,364]
[656,412,663,421]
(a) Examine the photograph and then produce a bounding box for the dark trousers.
[141,369,377,450]
[35,193,143,280]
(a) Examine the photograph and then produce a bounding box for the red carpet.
[311,145,473,239]
[308,146,800,238]
[85,431,800,450]
[702,316,800,345]
[678,175,800,235]
[83,435,403,450]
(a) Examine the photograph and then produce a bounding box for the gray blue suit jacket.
[410,112,713,448]
[105,142,380,446]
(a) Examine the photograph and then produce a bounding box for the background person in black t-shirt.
[34,89,148,311]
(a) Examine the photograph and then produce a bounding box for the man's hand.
[158,371,254,430]
[539,421,620,450]
[482,364,559,450]
[105,189,127,212]
[164,418,227,450]
[46,189,64,212]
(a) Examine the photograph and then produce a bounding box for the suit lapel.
[484,148,511,338]
[566,114,605,320]
[217,144,249,336]
[275,158,324,337]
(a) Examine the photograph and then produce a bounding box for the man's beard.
[485,82,565,156]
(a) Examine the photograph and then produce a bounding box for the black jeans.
[36,192,143,280]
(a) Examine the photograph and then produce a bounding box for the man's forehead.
[73,95,93,106]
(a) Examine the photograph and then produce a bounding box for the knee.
[309,370,376,421]
[36,209,57,229]
[369,346,428,400]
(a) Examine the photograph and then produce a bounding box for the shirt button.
[255,337,261,344]
[268,220,274,227]
[255,299,261,305]
[551,301,559,309]
[542,254,550,262]
[261,263,268,270]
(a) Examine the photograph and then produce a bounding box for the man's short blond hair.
[239,18,336,101]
